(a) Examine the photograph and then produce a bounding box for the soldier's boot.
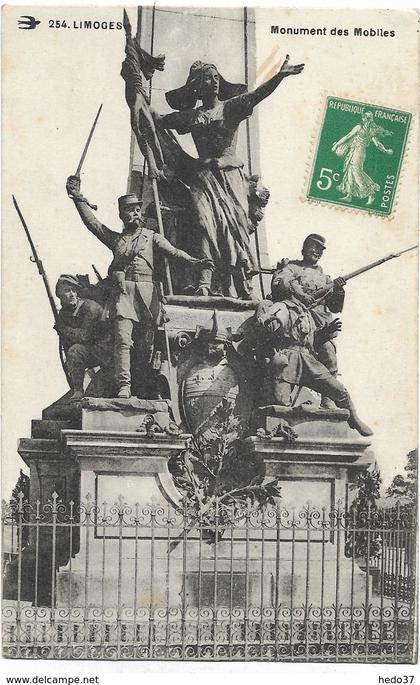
[233,267,254,301]
[319,347,338,409]
[117,385,131,399]
[66,344,88,401]
[320,396,336,409]
[343,397,373,437]
[114,319,133,398]
[195,268,217,297]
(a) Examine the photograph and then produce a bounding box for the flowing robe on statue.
[157,93,258,295]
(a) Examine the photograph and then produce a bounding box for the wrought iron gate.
[2,496,417,661]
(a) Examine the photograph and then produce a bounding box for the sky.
[2,4,418,500]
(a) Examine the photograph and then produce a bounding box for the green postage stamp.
[307,97,411,215]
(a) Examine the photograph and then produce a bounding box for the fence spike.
[17,491,25,514]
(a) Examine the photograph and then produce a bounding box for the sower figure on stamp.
[332,111,393,206]
[271,234,346,409]
[66,176,213,398]
[254,296,373,437]
[154,55,304,298]
[55,275,113,401]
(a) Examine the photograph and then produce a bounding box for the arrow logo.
[18,15,40,30]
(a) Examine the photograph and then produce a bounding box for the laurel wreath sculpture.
[168,399,282,539]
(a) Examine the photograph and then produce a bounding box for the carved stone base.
[257,403,353,440]
[80,397,173,432]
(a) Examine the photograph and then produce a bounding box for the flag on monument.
[121,10,166,180]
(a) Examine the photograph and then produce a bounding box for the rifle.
[12,196,72,388]
[252,266,279,275]
[255,245,418,281]
[92,264,103,282]
[307,245,418,309]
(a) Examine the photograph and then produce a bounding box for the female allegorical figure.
[332,111,393,206]
[156,56,304,298]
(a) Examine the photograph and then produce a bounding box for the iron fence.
[2,495,417,662]
[370,542,415,603]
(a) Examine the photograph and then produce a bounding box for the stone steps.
[31,419,74,439]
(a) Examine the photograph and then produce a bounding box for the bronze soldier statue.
[254,296,373,436]
[271,234,346,408]
[245,237,418,435]
[55,275,112,400]
[66,176,212,398]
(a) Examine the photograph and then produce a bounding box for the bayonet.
[75,104,102,177]
[254,245,418,279]
[12,196,71,387]
[92,264,103,282]
[69,105,103,210]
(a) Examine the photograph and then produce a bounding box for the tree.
[345,468,382,559]
[386,449,417,506]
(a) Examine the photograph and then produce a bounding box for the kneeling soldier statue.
[271,233,346,409]
[55,275,113,400]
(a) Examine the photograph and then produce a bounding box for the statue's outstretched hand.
[279,54,305,78]
[66,175,98,210]
[66,175,81,198]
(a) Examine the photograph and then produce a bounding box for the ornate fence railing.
[2,496,417,662]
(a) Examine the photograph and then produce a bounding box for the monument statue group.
[6,7,417,664]
[14,10,416,441]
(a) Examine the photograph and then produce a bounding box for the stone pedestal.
[52,401,371,610]
[57,406,191,608]
[18,397,182,507]
[14,307,374,612]
[239,404,374,605]
[55,419,189,607]
[16,398,190,606]
[253,403,373,508]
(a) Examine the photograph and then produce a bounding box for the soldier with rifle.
[12,195,72,388]
[251,239,417,436]
[270,233,345,409]
[61,92,213,399]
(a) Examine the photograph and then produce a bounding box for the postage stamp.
[307,97,411,216]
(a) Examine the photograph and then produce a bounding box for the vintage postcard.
[1,4,418,667]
